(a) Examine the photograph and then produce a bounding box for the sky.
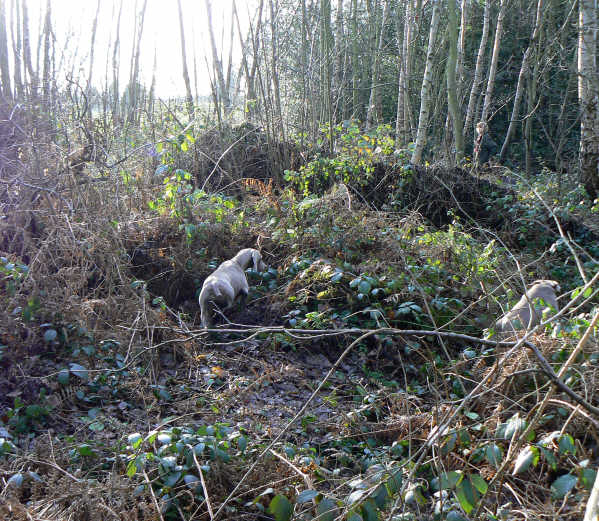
[10,0,254,98]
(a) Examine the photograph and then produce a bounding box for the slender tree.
[463,0,490,138]
[411,0,441,165]
[500,0,544,161]
[177,0,194,116]
[446,0,464,163]
[366,0,389,128]
[0,0,12,99]
[578,0,599,198]
[205,0,231,115]
[86,0,101,94]
[479,0,508,126]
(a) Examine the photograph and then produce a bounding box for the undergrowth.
[1,109,598,521]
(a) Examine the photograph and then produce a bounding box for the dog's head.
[252,250,268,272]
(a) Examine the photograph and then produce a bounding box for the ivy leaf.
[558,434,576,456]
[469,473,488,495]
[455,479,476,514]
[43,329,57,343]
[296,489,318,504]
[513,446,539,475]
[551,474,578,499]
[316,498,338,521]
[268,495,293,521]
[485,443,503,468]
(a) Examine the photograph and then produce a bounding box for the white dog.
[495,279,560,335]
[199,248,267,328]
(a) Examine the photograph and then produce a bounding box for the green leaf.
[268,495,293,521]
[77,444,95,457]
[437,470,462,491]
[513,446,539,475]
[385,468,402,495]
[347,490,364,505]
[316,498,337,521]
[237,435,247,453]
[455,479,475,514]
[469,473,488,495]
[539,446,558,470]
[43,329,57,343]
[162,471,182,487]
[128,433,143,449]
[358,280,372,294]
[551,474,578,499]
[558,434,576,456]
[580,468,597,490]
[57,368,70,385]
[360,499,379,521]
[485,443,503,468]
[296,489,318,504]
[126,460,138,477]
[69,363,89,381]
[7,473,24,488]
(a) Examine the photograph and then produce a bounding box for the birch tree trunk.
[321,0,334,149]
[10,0,22,98]
[463,0,490,138]
[351,0,360,118]
[205,0,231,116]
[395,0,411,146]
[112,0,122,122]
[0,0,11,99]
[127,0,148,124]
[411,0,440,165]
[177,0,194,116]
[500,0,544,161]
[86,0,101,94]
[578,0,599,199]
[366,0,389,129]
[20,0,35,97]
[41,0,51,104]
[479,0,508,126]
[446,0,464,163]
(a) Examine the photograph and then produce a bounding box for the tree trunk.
[10,0,22,98]
[479,0,508,126]
[270,0,284,137]
[411,0,441,165]
[463,0,490,139]
[177,0,194,116]
[395,0,410,147]
[578,0,599,199]
[112,0,122,122]
[500,0,544,161]
[351,0,360,119]
[41,0,51,104]
[205,0,231,116]
[366,0,389,129]
[86,0,101,94]
[127,0,148,125]
[446,0,464,163]
[321,0,333,149]
[0,0,12,98]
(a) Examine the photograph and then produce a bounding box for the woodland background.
[1,1,599,520]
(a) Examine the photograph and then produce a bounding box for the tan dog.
[495,280,560,335]
[199,248,267,328]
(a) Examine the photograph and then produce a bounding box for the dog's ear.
[252,250,261,271]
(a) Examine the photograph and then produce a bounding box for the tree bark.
[86,0,101,94]
[446,0,464,163]
[578,0,599,199]
[366,0,389,129]
[205,0,231,116]
[479,0,508,126]
[500,0,544,162]
[111,0,122,121]
[411,0,441,165]
[10,0,22,98]
[41,0,51,104]
[177,0,194,116]
[463,0,490,139]
[0,0,12,98]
